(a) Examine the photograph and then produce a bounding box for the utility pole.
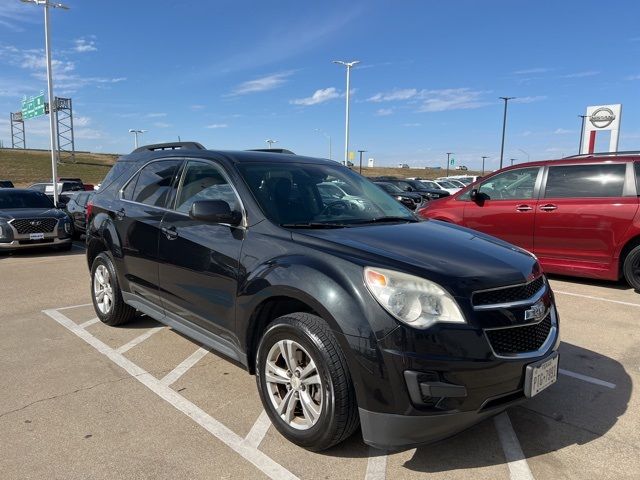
[578,115,589,154]
[333,60,360,165]
[481,156,488,175]
[21,0,69,206]
[129,129,147,149]
[357,149,367,174]
[446,152,453,176]
[265,139,277,149]
[510,158,517,166]
[499,97,515,170]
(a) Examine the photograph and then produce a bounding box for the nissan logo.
[589,107,616,129]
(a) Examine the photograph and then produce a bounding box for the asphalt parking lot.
[1,243,638,480]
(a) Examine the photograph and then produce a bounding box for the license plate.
[29,233,45,240]
[524,352,559,397]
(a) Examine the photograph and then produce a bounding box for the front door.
[158,159,245,341]
[463,167,542,252]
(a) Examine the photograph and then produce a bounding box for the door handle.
[161,225,178,240]
[115,208,125,220]
[516,205,533,212]
[539,204,558,212]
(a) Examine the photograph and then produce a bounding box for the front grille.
[473,276,545,307]
[485,314,552,356]
[11,217,58,234]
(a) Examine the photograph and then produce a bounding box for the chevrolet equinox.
[86,142,560,451]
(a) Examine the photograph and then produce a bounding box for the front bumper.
[0,237,72,250]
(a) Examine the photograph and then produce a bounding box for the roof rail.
[563,150,640,159]
[133,142,205,153]
[247,148,296,155]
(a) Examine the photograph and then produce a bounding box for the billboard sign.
[581,104,622,154]
[21,92,46,120]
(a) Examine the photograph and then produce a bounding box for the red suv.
[418,153,640,290]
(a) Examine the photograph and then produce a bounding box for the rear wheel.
[255,313,359,451]
[91,252,136,326]
[623,245,640,291]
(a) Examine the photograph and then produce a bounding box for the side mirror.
[470,188,479,201]
[189,200,242,226]
[406,186,414,192]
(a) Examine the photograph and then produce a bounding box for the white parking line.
[494,412,535,480]
[559,368,616,389]
[554,290,640,308]
[54,303,93,311]
[244,410,272,449]
[116,326,164,354]
[43,308,299,480]
[160,347,210,386]
[78,317,100,329]
[364,447,388,480]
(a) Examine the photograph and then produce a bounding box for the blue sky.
[1,0,640,169]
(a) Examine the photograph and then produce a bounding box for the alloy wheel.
[93,264,113,314]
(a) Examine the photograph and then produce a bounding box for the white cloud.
[560,71,599,79]
[74,38,97,53]
[205,124,228,129]
[512,95,547,104]
[291,87,340,106]
[418,88,491,112]
[367,88,417,102]
[625,74,640,80]
[190,104,205,110]
[153,122,171,128]
[512,67,551,75]
[554,128,572,134]
[230,71,293,95]
[375,108,393,116]
[146,112,167,118]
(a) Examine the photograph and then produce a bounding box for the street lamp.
[510,158,517,166]
[20,0,69,207]
[578,115,589,154]
[128,129,147,149]
[333,60,360,166]
[446,152,454,176]
[499,97,516,169]
[481,156,489,175]
[357,149,367,174]
[314,128,332,160]
[265,139,278,149]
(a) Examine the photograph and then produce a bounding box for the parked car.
[455,165,468,171]
[58,177,95,192]
[0,189,73,251]
[432,180,461,194]
[436,178,466,188]
[419,153,640,290]
[65,191,93,237]
[0,180,14,188]
[87,142,559,451]
[370,177,450,201]
[373,181,423,210]
[447,175,482,185]
[28,181,84,206]
[317,182,367,210]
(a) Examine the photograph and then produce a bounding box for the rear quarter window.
[544,163,626,198]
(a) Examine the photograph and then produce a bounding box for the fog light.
[64,222,72,234]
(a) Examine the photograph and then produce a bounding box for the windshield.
[455,177,473,185]
[437,181,457,189]
[377,182,403,193]
[0,190,55,209]
[237,162,416,226]
[420,180,440,190]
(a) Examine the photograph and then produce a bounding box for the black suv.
[86,143,560,451]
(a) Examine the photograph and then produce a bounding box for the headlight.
[364,267,465,329]
[0,224,5,238]
[396,196,403,201]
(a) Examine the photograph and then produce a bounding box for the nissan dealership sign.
[581,104,622,154]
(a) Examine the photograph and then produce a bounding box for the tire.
[255,312,359,451]
[90,252,136,326]
[623,245,640,291]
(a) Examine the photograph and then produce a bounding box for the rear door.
[462,167,542,251]
[158,159,245,340]
[533,162,639,274]
[116,158,183,303]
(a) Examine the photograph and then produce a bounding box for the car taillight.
[86,201,94,221]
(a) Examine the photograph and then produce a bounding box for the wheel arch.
[619,234,640,278]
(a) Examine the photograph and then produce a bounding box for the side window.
[544,164,626,198]
[129,160,182,207]
[175,161,240,214]
[477,167,539,200]
[122,173,138,200]
[635,162,640,194]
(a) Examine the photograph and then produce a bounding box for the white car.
[436,178,466,188]
[432,180,461,194]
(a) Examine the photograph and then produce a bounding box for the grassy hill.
[0,148,483,187]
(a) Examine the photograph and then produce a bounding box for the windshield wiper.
[281,222,347,229]
[349,216,419,225]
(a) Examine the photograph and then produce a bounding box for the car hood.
[0,208,67,221]
[293,220,540,298]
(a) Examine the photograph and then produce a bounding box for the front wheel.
[255,313,359,451]
[623,245,640,291]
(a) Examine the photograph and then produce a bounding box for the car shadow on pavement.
[399,341,631,473]
[547,273,634,292]
[0,245,84,260]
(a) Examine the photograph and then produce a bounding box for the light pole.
[446,152,453,176]
[333,60,360,166]
[20,0,69,207]
[481,156,489,175]
[265,139,277,149]
[357,149,367,174]
[129,129,147,149]
[510,158,517,166]
[518,148,530,163]
[578,115,589,154]
[499,97,515,170]
[314,128,332,159]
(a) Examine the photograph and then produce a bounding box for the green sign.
[21,92,46,120]
[450,157,455,165]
